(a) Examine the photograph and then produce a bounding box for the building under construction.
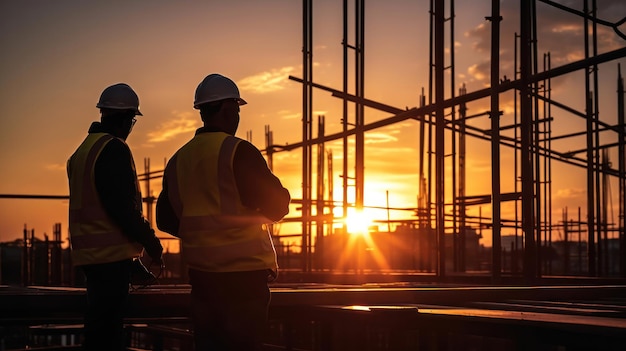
[238,0,626,282]
[1,0,626,350]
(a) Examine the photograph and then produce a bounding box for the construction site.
[2,0,626,350]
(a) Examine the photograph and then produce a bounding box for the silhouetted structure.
[0,0,625,284]
[1,1,626,350]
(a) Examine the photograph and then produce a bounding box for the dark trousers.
[189,268,271,351]
[81,259,132,351]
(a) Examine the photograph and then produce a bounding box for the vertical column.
[144,158,152,226]
[583,0,596,276]
[449,0,459,273]
[316,116,326,270]
[301,0,313,272]
[458,85,467,271]
[354,0,365,212]
[618,65,625,277]
[342,0,349,232]
[488,0,502,281]
[434,0,446,278]
[520,0,537,281]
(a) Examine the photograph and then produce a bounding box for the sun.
[343,210,373,236]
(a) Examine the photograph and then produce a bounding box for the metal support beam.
[520,0,537,281]
[488,0,502,281]
[301,0,313,272]
[434,0,446,278]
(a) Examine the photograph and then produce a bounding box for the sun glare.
[344,210,373,236]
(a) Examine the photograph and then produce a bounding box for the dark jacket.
[88,122,163,260]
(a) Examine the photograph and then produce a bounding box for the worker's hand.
[146,239,164,266]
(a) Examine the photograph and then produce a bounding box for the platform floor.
[2,282,626,350]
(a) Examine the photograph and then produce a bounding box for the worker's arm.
[95,139,163,261]
[233,140,291,222]
[156,175,180,237]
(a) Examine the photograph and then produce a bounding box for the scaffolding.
[1,0,625,283]
[265,0,626,281]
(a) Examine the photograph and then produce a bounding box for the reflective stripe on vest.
[166,132,277,272]
[182,232,275,267]
[67,133,142,265]
[179,214,269,231]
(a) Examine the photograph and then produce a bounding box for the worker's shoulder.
[233,137,262,156]
[101,136,131,155]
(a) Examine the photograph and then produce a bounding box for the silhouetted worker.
[67,83,164,351]
[156,73,290,350]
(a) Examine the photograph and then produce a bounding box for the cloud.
[238,67,296,94]
[466,23,489,54]
[261,110,301,121]
[146,111,199,143]
[45,163,66,171]
[280,111,301,120]
[364,132,399,145]
[554,187,586,199]
[466,157,491,173]
[468,63,489,82]
[463,0,626,84]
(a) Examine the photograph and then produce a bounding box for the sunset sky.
[1,0,625,251]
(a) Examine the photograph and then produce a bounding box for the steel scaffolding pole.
[433,0,446,278]
[342,0,349,230]
[449,0,459,273]
[591,0,603,277]
[301,0,313,272]
[488,0,502,280]
[520,0,538,281]
[355,0,365,213]
[315,116,326,270]
[618,64,626,277]
[583,0,596,276]
[459,85,468,272]
[532,0,543,277]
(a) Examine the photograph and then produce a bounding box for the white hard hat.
[96,83,143,116]
[194,73,247,109]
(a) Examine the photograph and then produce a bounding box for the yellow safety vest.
[165,132,278,272]
[67,133,143,266]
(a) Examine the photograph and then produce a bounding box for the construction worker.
[156,73,290,350]
[67,83,164,351]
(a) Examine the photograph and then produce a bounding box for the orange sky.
[1,0,625,250]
